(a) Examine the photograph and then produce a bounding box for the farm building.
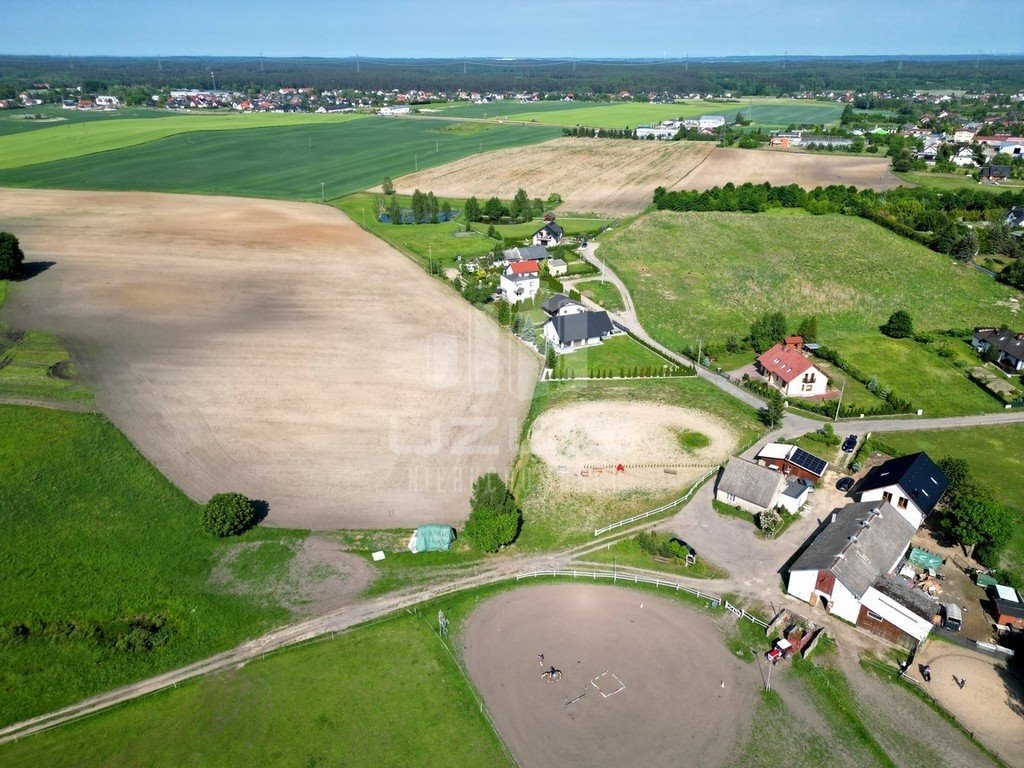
[532,221,564,247]
[379,105,410,116]
[787,501,937,646]
[499,260,540,304]
[988,584,1024,630]
[755,442,829,483]
[755,340,829,398]
[855,452,950,529]
[542,309,617,353]
[972,327,1024,372]
[698,115,726,130]
[714,458,786,515]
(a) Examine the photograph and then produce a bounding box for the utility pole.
[834,377,846,422]
[696,338,703,368]
[320,181,325,202]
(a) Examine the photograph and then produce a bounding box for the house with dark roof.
[972,327,1024,372]
[541,293,586,317]
[503,244,550,263]
[855,452,949,528]
[714,458,786,515]
[1006,206,1024,229]
[980,165,1012,182]
[756,341,829,398]
[532,221,564,247]
[787,501,937,645]
[542,310,618,353]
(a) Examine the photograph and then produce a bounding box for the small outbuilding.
[408,524,456,553]
[714,458,786,515]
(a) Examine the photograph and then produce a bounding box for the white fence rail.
[593,468,716,537]
[515,568,769,629]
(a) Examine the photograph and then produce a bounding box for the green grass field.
[0,405,307,727]
[0,118,561,201]
[875,424,1024,579]
[581,535,727,579]
[551,335,678,378]
[598,211,1020,415]
[896,170,1024,192]
[0,110,365,168]
[513,377,764,549]
[0,105,194,138]
[576,279,626,312]
[0,606,512,768]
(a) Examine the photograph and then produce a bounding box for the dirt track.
[386,137,714,216]
[461,583,758,768]
[679,147,894,190]
[0,189,538,529]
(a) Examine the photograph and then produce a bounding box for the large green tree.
[947,496,1012,561]
[880,310,913,339]
[464,473,521,552]
[200,492,256,538]
[749,311,788,352]
[0,232,24,279]
[463,196,481,223]
[483,197,506,223]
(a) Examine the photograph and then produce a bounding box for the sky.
[5,0,1023,58]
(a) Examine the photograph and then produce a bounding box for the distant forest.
[2,55,1024,95]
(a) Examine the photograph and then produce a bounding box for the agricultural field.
[513,377,764,549]
[388,137,715,216]
[0,105,188,137]
[0,110,364,168]
[876,424,1024,579]
[0,117,560,201]
[0,188,538,530]
[679,146,894,190]
[0,405,316,727]
[597,210,1021,415]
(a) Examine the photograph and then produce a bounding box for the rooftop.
[717,458,785,510]
[857,453,950,516]
[757,343,814,384]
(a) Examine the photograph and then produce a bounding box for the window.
[898,497,909,509]
[882,491,893,504]
[866,610,883,622]
[802,384,812,392]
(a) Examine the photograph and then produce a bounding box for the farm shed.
[755,442,828,483]
[714,458,786,515]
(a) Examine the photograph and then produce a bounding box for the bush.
[200,492,256,538]
[464,473,521,552]
[0,232,25,279]
[880,310,914,339]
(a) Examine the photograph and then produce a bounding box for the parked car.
[841,435,858,453]
[836,476,855,492]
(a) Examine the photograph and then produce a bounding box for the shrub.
[758,508,783,538]
[201,492,256,538]
[464,473,521,552]
[881,310,914,339]
[0,232,25,279]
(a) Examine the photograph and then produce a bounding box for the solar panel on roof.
[791,448,827,477]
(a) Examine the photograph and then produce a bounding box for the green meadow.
[0,118,560,200]
[0,405,307,727]
[597,210,1019,415]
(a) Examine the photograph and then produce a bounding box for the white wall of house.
[787,569,818,604]
[533,231,562,247]
[554,303,586,317]
[543,323,604,353]
[860,587,934,643]
[548,263,567,277]
[858,486,924,528]
[778,486,809,514]
[499,274,539,304]
[714,487,770,515]
[826,578,862,623]
[787,570,869,624]
[781,366,829,398]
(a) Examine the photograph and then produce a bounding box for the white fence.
[515,568,769,629]
[593,468,717,537]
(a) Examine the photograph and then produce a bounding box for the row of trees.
[747,311,818,353]
[379,188,453,225]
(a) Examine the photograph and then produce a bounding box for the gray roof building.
[505,244,551,262]
[789,501,915,598]
[547,310,614,345]
[856,453,950,516]
[542,293,582,315]
[716,458,786,511]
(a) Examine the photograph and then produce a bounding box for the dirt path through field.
[0,188,538,529]
[460,583,758,768]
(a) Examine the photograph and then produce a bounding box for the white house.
[541,294,586,317]
[787,501,937,646]
[698,114,726,130]
[499,260,540,304]
[952,129,976,143]
[543,309,617,353]
[94,95,121,108]
[714,458,786,515]
[755,339,829,398]
[379,105,410,116]
[973,326,1024,372]
[952,146,977,167]
[547,258,568,277]
[855,452,949,529]
[532,221,564,247]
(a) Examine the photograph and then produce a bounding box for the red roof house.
[756,343,829,398]
[508,260,540,275]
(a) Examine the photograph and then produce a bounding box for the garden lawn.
[895,171,1024,192]
[0,406,305,727]
[598,211,1019,415]
[1,118,560,201]
[576,279,626,312]
[552,335,678,378]
[0,610,512,768]
[512,377,764,550]
[875,424,1024,578]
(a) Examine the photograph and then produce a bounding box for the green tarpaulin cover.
[412,525,455,553]
[976,572,999,587]
[909,547,942,571]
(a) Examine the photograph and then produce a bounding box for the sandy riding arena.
[0,189,538,529]
[461,583,758,768]
[528,400,737,493]
[386,137,714,216]
[678,146,894,190]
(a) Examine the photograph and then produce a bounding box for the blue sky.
[6,0,1023,58]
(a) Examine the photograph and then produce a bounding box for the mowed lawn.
[878,425,1024,577]
[1,118,561,201]
[0,111,364,169]
[598,211,1020,415]
[552,334,677,378]
[0,611,512,768]
[0,406,303,727]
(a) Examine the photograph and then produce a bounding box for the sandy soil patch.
[910,647,1024,767]
[678,147,894,190]
[384,137,714,216]
[529,400,736,493]
[0,188,538,529]
[460,583,758,768]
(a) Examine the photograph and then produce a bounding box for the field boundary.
[593,468,716,536]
